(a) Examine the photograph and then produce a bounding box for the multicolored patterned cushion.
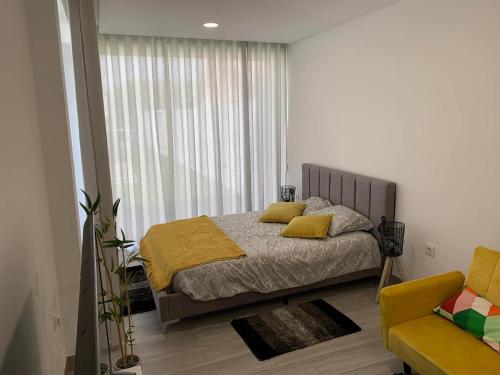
[434,287,500,353]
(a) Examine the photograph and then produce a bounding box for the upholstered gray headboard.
[302,163,396,235]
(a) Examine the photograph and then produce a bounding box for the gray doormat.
[231,299,361,360]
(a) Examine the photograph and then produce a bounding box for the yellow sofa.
[380,246,500,375]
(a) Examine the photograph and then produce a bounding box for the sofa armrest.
[380,271,465,348]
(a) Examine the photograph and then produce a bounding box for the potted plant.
[80,191,148,371]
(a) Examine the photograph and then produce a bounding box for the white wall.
[287,0,500,278]
[24,0,83,356]
[0,1,66,374]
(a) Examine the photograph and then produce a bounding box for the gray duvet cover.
[172,211,380,301]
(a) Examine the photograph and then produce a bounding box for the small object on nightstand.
[376,216,406,303]
[280,185,296,202]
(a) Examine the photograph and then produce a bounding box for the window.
[99,35,287,239]
[56,0,86,237]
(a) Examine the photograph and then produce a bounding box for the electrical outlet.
[425,243,436,257]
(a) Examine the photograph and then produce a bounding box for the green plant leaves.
[91,192,101,213]
[82,189,92,209]
[80,189,101,215]
[102,235,135,250]
[113,198,121,217]
[79,202,91,215]
[127,253,149,265]
[79,189,143,356]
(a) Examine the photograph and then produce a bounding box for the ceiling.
[98,0,399,43]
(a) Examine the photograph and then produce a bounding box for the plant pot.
[115,355,140,370]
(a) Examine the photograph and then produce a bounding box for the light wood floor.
[128,278,404,375]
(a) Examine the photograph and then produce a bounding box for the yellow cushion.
[280,215,333,239]
[466,246,500,306]
[389,315,500,375]
[259,202,306,223]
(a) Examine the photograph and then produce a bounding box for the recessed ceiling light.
[203,22,219,29]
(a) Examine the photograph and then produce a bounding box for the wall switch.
[425,243,436,257]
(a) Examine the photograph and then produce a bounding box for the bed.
[147,163,396,323]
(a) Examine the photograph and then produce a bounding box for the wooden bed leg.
[161,319,180,334]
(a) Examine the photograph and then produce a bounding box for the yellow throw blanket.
[140,215,246,291]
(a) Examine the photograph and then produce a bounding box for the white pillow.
[302,196,333,215]
[307,205,373,237]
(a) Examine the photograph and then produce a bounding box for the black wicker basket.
[280,185,296,202]
[378,216,405,257]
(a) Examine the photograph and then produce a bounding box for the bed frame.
[149,163,396,324]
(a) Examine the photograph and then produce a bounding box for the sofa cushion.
[434,287,500,353]
[466,246,500,306]
[388,315,500,375]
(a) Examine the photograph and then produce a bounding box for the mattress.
[172,211,380,301]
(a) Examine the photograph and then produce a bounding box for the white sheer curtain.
[98,34,287,239]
